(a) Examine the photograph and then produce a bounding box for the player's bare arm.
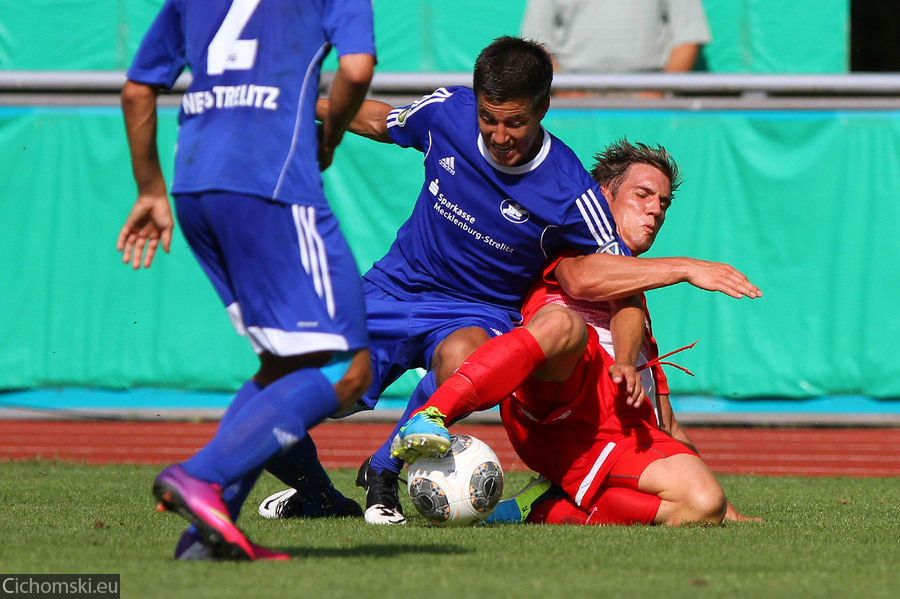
[318,53,376,170]
[555,253,762,301]
[608,295,647,407]
[656,394,697,450]
[316,96,393,145]
[118,80,173,270]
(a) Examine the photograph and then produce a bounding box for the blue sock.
[177,465,264,539]
[217,379,262,431]
[183,367,338,486]
[182,381,262,537]
[369,369,438,475]
[221,466,264,522]
[267,436,346,515]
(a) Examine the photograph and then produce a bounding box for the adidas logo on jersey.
[439,156,456,175]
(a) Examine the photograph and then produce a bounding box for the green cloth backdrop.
[0,0,848,73]
[1,105,898,400]
[0,0,877,406]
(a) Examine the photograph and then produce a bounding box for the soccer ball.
[406,434,504,526]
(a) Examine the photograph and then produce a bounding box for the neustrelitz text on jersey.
[182,84,281,114]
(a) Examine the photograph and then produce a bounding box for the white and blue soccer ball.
[406,434,504,526]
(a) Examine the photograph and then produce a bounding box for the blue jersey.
[364,86,629,312]
[127,0,375,205]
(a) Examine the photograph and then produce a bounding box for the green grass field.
[1,461,897,599]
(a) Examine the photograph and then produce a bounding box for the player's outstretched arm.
[119,80,173,269]
[318,52,376,169]
[556,254,762,301]
[316,96,392,146]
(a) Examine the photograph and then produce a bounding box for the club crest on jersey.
[500,199,529,224]
[597,240,626,255]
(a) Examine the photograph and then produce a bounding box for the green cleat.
[390,407,451,464]
[483,475,558,524]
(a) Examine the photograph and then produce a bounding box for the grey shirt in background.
[521,0,711,73]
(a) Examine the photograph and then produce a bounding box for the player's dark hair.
[473,36,553,110]
[591,138,682,199]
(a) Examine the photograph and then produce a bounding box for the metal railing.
[2,71,900,109]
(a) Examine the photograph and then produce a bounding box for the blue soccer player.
[259,36,657,525]
[118,0,376,559]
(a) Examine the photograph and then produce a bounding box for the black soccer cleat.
[355,456,406,525]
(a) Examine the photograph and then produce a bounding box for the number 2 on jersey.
[207,0,262,75]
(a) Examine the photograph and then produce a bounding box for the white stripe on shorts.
[574,441,617,506]
[292,205,336,317]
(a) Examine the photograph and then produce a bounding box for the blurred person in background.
[521,0,711,97]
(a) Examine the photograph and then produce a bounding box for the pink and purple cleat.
[154,463,288,562]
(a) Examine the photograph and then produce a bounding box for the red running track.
[1,420,898,477]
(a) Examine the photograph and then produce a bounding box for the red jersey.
[500,252,691,510]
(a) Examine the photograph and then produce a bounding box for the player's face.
[605,163,671,256]
[476,96,549,167]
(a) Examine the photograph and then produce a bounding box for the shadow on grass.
[280,543,470,559]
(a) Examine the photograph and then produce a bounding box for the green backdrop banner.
[0,0,848,73]
[1,105,897,400]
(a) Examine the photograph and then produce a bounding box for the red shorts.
[500,326,697,510]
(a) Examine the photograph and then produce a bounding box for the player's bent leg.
[526,305,589,382]
[260,436,363,520]
[638,453,727,526]
[430,326,492,384]
[256,350,370,520]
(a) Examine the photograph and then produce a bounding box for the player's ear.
[536,97,550,119]
[600,185,611,201]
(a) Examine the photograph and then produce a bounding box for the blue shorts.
[357,280,518,409]
[174,191,368,356]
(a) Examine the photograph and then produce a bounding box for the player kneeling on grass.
[393,139,763,526]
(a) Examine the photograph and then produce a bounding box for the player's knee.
[527,306,587,357]
[432,327,491,382]
[686,483,727,525]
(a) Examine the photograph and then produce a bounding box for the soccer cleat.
[390,407,451,464]
[153,463,256,561]
[249,542,291,561]
[258,488,364,520]
[482,475,559,524]
[174,530,289,562]
[174,530,214,561]
[355,456,406,525]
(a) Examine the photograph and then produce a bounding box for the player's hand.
[683,258,762,299]
[724,500,764,523]
[317,122,341,171]
[318,145,336,171]
[117,193,173,269]
[609,362,646,408]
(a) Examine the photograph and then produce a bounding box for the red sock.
[425,328,546,421]
[587,487,660,525]
[526,497,593,525]
[527,488,660,526]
